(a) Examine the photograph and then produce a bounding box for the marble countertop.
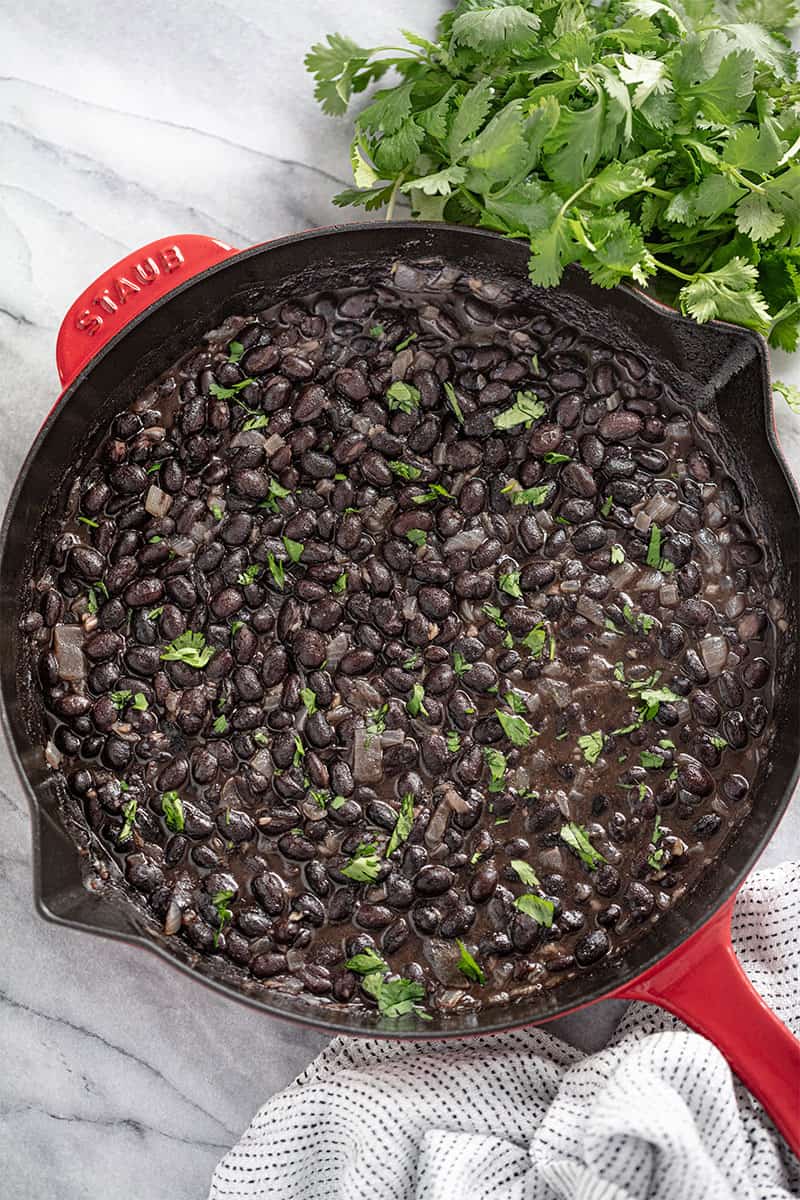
[1,3,798,1197]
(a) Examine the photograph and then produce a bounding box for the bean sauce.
[27,260,783,1017]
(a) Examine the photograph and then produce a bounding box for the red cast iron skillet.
[1,224,799,1149]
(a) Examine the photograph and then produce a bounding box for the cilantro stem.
[649,258,695,283]
[385,172,406,222]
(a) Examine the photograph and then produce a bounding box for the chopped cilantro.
[514,894,555,926]
[266,552,285,590]
[610,544,625,564]
[483,747,507,793]
[646,523,662,569]
[495,709,536,747]
[237,563,262,586]
[510,860,540,888]
[578,730,604,765]
[456,940,486,985]
[386,793,415,857]
[300,687,317,714]
[212,714,229,735]
[345,947,387,975]
[522,624,547,657]
[132,692,148,711]
[443,381,464,425]
[446,729,461,753]
[406,528,427,546]
[341,841,382,883]
[560,822,606,869]
[211,889,235,946]
[332,571,348,593]
[160,631,214,669]
[388,460,422,481]
[640,749,666,768]
[395,332,418,350]
[406,683,428,718]
[498,571,522,599]
[543,452,571,464]
[600,496,613,517]
[161,791,185,832]
[242,413,269,431]
[117,798,137,844]
[386,381,421,413]
[452,651,471,677]
[282,535,304,563]
[412,482,454,505]
[493,390,545,430]
[110,689,132,710]
[227,340,245,363]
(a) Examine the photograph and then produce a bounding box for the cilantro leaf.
[341,842,382,884]
[514,894,555,926]
[456,940,486,985]
[560,822,606,869]
[483,747,507,793]
[282,536,304,563]
[510,859,540,888]
[345,948,388,975]
[386,793,415,857]
[162,791,185,832]
[160,630,214,669]
[578,731,605,765]
[493,390,546,430]
[406,683,428,718]
[495,709,536,747]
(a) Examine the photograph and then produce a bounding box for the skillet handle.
[616,892,800,1155]
[55,234,240,388]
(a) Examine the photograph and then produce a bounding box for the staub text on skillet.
[26,255,784,1019]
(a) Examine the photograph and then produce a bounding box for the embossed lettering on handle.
[56,235,238,388]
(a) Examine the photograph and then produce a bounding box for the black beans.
[34,265,779,1022]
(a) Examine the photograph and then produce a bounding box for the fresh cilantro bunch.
[306,0,800,349]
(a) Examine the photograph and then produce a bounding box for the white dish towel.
[209,863,800,1200]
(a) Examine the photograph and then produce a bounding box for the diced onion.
[53,624,85,681]
[353,725,383,782]
[645,493,679,523]
[145,485,172,518]
[700,635,728,676]
[636,568,663,591]
[576,594,606,627]
[608,561,638,589]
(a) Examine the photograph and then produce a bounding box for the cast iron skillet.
[1,224,799,1149]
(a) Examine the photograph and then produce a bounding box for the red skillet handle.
[56,234,240,389]
[616,892,800,1154]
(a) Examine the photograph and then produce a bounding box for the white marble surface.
[1,3,798,1197]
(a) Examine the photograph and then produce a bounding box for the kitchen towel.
[209,862,800,1200]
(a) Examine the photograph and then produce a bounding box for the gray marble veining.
[1,3,798,1197]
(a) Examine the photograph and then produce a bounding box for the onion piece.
[444,528,485,555]
[636,568,663,592]
[700,635,728,676]
[263,433,286,456]
[353,725,383,783]
[44,740,63,769]
[325,631,349,670]
[645,493,679,523]
[425,798,451,848]
[53,624,86,681]
[608,561,638,589]
[145,484,172,518]
[576,594,606,627]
